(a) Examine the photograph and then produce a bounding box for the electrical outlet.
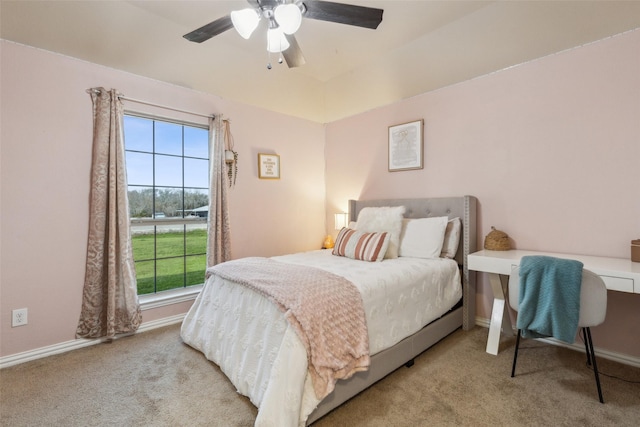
[12,308,28,327]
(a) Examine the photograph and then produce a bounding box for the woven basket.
[484,226,511,251]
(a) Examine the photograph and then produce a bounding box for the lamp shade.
[334,213,348,230]
[231,8,260,39]
[274,4,302,35]
[267,27,290,53]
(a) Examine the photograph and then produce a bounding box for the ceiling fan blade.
[183,15,234,43]
[283,34,306,68]
[246,0,271,7]
[302,1,383,29]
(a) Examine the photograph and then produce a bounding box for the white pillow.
[356,206,406,259]
[398,216,448,259]
[440,217,462,259]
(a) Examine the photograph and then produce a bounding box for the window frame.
[123,111,210,299]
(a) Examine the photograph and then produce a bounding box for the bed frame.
[306,196,477,425]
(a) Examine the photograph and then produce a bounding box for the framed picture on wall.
[388,119,424,171]
[258,153,280,179]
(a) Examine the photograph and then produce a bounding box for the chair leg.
[582,328,592,367]
[511,329,521,378]
[584,327,604,404]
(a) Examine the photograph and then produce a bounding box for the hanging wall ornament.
[223,119,238,187]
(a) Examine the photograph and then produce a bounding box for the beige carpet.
[1,324,639,426]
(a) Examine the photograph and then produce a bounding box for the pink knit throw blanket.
[207,257,370,399]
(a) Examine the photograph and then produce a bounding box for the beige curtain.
[206,116,232,267]
[77,88,141,339]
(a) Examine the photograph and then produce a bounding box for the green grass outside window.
[132,229,207,294]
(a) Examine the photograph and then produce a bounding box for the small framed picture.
[388,119,424,172]
[258,153,280,179]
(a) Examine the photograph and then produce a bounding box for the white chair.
[508,267,607,403]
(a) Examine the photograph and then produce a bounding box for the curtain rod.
[87,88,215,120]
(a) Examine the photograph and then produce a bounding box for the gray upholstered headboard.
[348,196,477,330]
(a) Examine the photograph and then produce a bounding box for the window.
[124,114,209,295]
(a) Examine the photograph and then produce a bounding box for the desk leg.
[486,273,514,355]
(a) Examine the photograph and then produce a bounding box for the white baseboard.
[475,316,640,368]
[0,314,185,369]
[3,314,638,370]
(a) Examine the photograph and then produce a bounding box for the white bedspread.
[180,250,461,426]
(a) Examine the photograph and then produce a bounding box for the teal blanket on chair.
[516,255,583,343]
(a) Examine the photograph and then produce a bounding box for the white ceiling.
[2,1,640,123]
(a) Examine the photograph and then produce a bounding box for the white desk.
[468,249,640,355]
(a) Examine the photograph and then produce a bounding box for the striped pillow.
[332,228,390,262]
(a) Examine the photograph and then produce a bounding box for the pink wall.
[325,29,640,358]
[0,41,326,357]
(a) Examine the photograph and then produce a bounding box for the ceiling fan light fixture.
[230,8,260,39]
[267,27,290,53]
[184,1,384,69]
[274,3,302,35]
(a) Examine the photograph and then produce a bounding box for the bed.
[180,196,477,426]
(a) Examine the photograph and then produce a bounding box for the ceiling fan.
[183,0,384,69]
